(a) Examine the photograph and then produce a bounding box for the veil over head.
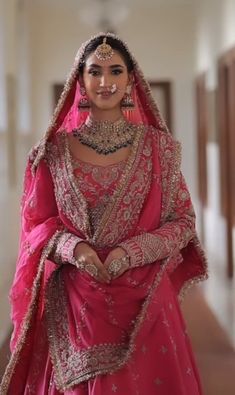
[32,32,169,171]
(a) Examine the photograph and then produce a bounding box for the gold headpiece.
[94,37,114,61]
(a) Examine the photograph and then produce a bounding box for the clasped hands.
[73,242,129,283]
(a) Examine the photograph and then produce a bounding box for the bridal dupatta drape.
[0,33,208,394]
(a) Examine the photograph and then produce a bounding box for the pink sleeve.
[119,173,196,267]
[53,232,83,265]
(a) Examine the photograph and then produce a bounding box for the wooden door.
[218,48,235,278]
[196,73,208,209]
[149,81,172,132]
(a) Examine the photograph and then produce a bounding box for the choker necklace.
[72,116,135,155]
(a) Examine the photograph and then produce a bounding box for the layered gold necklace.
[72,116,135,155]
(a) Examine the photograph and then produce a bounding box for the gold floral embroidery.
[72,158,125,234]
[120,128,208,297]
[46,270,129,391]
[47,125,152,249]
[47,137,90,238]
[44,258,171,391]
[93,128,152,246]
[156,130,208,300]
[72,157,126,191]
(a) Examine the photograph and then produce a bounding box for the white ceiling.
[34,0,196,8]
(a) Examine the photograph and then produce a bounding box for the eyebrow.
[87,63,125,69]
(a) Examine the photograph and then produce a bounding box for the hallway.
[1,0,235,393]
[182,287,235,395]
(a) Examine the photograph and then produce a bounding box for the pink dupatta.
[0,33,208,394]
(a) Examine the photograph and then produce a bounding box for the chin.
[94,101,121,111]
[98,104,118,111]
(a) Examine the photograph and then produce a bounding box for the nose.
[99,74,110,87]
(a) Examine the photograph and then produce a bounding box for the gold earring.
[121,85,134,109]
[78,86,90,111]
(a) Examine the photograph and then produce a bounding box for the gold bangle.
[72,257,85,271]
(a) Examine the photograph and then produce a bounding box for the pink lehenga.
[0,33,208,395]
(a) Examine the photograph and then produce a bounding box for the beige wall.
[195,0,235,334]
[0,0,33,344]
[196,0,235,265]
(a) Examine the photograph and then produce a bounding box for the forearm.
[119,170,196,268]
[119,214,195,267]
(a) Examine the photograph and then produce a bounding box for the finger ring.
[108,256,130,276]
[71,257,86,270]
[75,258,86,271]
[85,263,99,278]
[108,259,122,276]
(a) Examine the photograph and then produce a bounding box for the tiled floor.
[182,287,235,395]
[202,255,235,348]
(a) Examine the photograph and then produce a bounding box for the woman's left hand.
[104,247,130,279]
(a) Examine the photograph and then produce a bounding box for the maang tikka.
[94,37,114,61]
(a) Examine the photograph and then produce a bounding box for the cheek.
[83,76,98,93]
[118,75,129,93]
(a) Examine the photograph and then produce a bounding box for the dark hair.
[78,35,134,74]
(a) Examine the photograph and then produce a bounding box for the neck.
[89,107,123,122]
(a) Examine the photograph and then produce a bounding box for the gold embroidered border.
[157,129,182,224]
[48,125,153,249]
[92,125,144,243]
[93,127,152,246]
[178,235,209,303]
[47,135,90,238]
[46,270,129,391]
[44,128,208,392]
[0,231,61,395]
[157,128,208,301]
[46,261,169,392]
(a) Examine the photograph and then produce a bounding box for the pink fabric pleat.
[23,273,202,395]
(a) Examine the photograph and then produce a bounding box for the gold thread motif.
[47,124,152,249]
[92,125,151,245]
[120,127,208,296]
[47,135,91,238]
[46,270,128,390]
[72,157,125,234]
[46,260,169,391]
[157,129,208,300]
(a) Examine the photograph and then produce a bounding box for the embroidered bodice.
[72,157,126,233]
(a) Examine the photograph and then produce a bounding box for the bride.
[0,33,207,394]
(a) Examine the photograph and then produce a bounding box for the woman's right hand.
[74,242,111,283]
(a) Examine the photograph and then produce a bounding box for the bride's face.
[82,50,131,111]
